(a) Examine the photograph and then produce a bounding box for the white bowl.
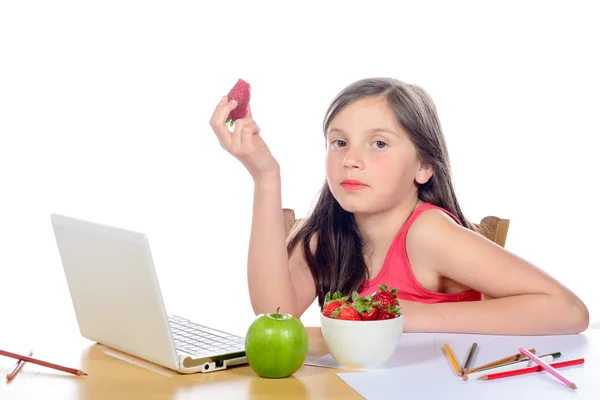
[320,313,403,370]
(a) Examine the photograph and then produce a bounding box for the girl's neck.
[355,198,423,257]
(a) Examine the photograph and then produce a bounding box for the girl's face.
[325,96,432,215]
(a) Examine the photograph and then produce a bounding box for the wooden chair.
[281,208,509,300]
[283,208,298,238]
[474,216,510,248]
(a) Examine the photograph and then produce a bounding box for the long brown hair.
[287,77,477,307]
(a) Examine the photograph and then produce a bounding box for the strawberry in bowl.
[319,285,403,370]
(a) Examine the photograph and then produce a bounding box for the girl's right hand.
[209,96,280,182]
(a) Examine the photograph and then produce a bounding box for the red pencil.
[478,358,584,382]
[0,349,87,377]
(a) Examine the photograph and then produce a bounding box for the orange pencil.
[0,349,87,377]
[5,349,33,381]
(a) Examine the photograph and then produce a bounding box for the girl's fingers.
[232,119,257,150]
[209,97,238,148]
[239,120,260,151]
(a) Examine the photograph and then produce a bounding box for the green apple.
[245,307,309,378]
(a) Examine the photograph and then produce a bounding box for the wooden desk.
[1,327,362,400]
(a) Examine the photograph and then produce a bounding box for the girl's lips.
[341,179,366,185]
[341,182,368,191]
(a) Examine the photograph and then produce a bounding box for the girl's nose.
[343,147,365,170]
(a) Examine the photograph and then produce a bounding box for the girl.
[208,77,589,335]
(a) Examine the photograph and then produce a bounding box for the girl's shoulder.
[408,203,462,228]
[404,203,466,261]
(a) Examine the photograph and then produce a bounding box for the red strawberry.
[350,291,380,321]
[321,290,348,318]
[378,305,401,320]
[371,284,399,310]
[331,304,361,321]
[226,78,251,127]
[359,305,380,321]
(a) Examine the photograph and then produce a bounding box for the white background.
[1,0,598,338]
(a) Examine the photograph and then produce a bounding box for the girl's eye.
[372,140,387,149]
[331,139,347,148]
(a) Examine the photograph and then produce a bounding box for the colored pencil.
[465,348,536,374]
[0,349,87,377]
[443,344,463,376]
[478,352,561,371]
[462,342,478,373]
[518,347,577,389]
[478,358,584,383]
[5,349,33,381]
[465,354,555,381]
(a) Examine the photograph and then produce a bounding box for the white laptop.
[50,213,248,374]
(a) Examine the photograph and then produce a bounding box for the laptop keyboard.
[168,315,246,357]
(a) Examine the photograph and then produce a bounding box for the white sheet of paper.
[332,329,599,399]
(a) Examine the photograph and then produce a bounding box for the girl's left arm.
[403,210,590,335]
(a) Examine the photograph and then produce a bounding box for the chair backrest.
[476,216,510,248]
[283,208,297,238]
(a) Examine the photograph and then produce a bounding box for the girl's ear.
[415,162,434,185]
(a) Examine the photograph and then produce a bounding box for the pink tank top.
[358,203,482,303]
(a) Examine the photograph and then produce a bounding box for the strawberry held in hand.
[226,78,251,127]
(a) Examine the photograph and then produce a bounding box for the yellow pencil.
[443,344,462,376]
